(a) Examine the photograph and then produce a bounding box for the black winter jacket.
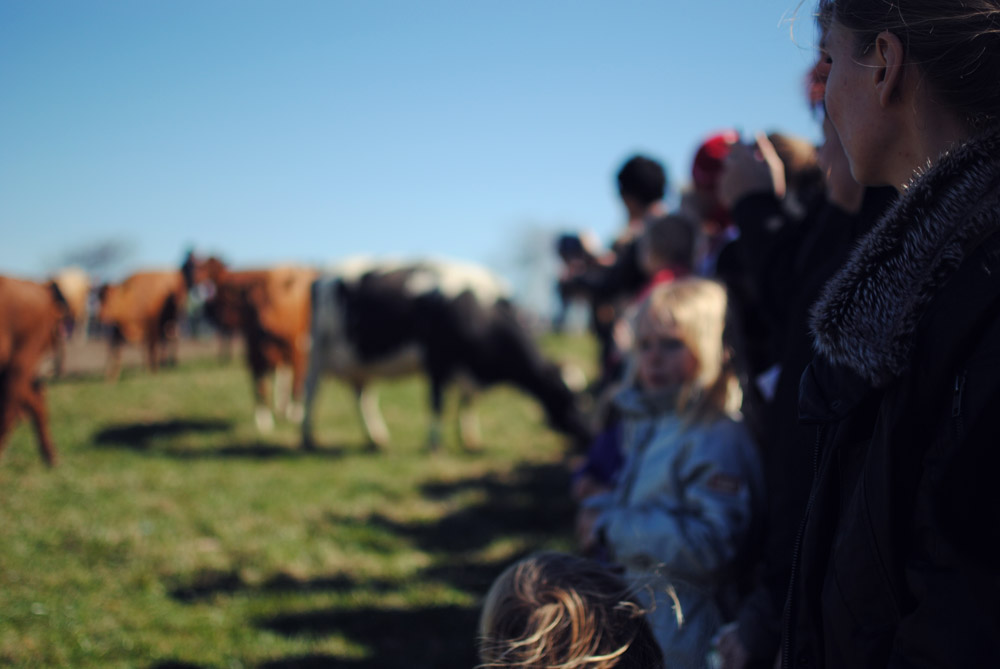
[732,188,894,667]
[784,128,1000,668]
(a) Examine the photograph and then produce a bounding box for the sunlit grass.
[0,333,596,668]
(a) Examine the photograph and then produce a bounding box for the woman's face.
[635,311,698,392]
[822,22,892,186]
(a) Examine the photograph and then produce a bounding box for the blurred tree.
[51,239,135,281]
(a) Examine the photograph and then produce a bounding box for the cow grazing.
[200,258,318,431]
[301,258,593,451]
[0,276,69,466]
[97,270,189,380]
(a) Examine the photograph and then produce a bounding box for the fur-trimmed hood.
[810,128,1000,388]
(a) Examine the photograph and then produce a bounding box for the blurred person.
[684,130,739,278]
[782,0,1000,666]
[570,213,698,504]
[558,154,668,390]
[576,278,763,668]
[478,551,663,668]
[694,130,822,441]
[714,112,895,669]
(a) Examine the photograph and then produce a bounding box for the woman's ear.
[873,30,906,108]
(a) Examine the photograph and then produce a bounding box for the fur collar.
[811,128,1000,388]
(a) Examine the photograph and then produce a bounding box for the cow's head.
[536,361,595,449]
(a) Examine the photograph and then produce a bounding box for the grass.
[0,333,597,669]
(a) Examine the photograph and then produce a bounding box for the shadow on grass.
[147,662,209,669]
[158,443,355,460]
[171,569,395,603]
[93,419,234,449]
[258,604,479,669]
[92,419,356,460]
[168,461,571,668]
[256,657,344,669]
[352,461,575,554]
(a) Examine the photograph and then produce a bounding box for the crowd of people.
[478,0,1000,667]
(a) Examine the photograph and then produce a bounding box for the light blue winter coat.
[583,387,764,669]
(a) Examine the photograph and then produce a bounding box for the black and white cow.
[301,258,592,450]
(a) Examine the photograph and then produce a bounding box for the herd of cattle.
[0,257,593,466]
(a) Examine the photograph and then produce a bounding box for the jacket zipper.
[781,423,825,669]
[951,369,967,441]
[951,370,966,418]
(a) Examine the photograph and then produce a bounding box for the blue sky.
[1,1,820,308]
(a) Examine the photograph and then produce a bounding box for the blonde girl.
[576,277,763,668]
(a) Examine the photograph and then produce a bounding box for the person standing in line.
[784,0,1000,666]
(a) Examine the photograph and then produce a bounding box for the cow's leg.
[0,370,19,462]
[21,378,57,467]
[163,321,180,367]
[0,365,56,467]
[457,387,481,451]
[253,372,274,432]
[284,342,308,425]
[356,383,389,451]
[52,327,66,379]
[300,350,322,449]
[273,365,292,419]
[105,330,124,382]
[145,330,160,373]
[247,341,275,433]
[426,377,446,451]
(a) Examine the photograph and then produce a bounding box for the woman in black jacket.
[784,1,1000,667]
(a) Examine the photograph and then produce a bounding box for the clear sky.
[1,0,821,308]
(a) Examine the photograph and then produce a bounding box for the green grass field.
[0,334,597,669]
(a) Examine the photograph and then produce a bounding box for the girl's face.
[635,310,698,392]
[822,22,892,186]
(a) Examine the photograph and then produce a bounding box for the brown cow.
[97,270,188,380]
[0,276,68,466]
[201,258,317,430]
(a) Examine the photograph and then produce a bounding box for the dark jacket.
[784,128,1000,668]
[732,188,895,667]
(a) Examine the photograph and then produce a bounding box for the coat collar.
[810,128,1000,388]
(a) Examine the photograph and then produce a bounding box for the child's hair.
[478,552,663,669]
[632,277,742,421]
[641,213,697,271]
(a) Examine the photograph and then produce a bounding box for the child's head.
[638,213,697,277]
[632,277,741,419]
[478,552,662,669]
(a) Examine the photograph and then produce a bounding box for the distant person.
[634,213,696,302]
[478,551,663,668]
[558,154,668,390]
[684,130,739,278]
[783,0,1000,666]
[576,278,763,668]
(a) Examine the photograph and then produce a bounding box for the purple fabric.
[572,421,624,487]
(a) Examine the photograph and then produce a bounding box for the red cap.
[691,130,740,190]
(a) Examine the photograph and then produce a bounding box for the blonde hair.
[478,552,662,669]
[632,277,742,422]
